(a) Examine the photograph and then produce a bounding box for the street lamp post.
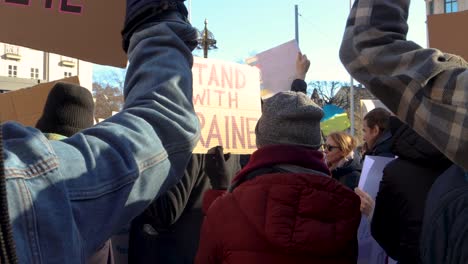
[197,19,217,58]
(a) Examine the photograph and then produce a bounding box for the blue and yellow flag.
[321,112,351,136]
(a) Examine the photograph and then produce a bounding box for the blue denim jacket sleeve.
[3,20,199,263]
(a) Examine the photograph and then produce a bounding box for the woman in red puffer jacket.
[196,91,361,264]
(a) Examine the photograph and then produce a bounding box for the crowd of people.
[0,0,467,263]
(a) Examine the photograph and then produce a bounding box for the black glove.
[204,146,240,190]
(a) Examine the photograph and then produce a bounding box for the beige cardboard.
[192,57,262,155]
[428,10,468,60]
[0,76,80,126]
[0,1,126,67]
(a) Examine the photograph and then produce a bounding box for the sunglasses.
[322,144,341,152]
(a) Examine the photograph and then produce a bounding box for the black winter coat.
[129,154,209,264]
[420,165,468,264]
[129,153,241,264]
[362,129,394,160]
[331,158,361,190]
[371,122,452,264]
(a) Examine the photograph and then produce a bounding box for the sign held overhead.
[0,0,127,67]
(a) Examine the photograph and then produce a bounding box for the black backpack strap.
[228,167,281,193]
[228,164,329,193]
[272,164,330,177]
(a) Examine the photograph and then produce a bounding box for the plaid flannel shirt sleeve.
[340,0,468,171]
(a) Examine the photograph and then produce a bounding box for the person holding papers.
[371,118,452,264]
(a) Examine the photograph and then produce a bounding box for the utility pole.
[295,5,299,45]
[349,0,355,136]
[188,0,192,22]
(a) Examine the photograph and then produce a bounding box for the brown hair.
[364,108,391,133]
[328,132,357,157]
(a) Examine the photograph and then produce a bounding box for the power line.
[298,13,340,45]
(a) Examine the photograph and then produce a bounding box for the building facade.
[0,42,93,92]
[426,0,468,15]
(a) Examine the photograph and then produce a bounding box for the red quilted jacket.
[196,145,361,264]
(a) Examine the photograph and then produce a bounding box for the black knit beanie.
[36,82,95,137]
[0,125,19,263]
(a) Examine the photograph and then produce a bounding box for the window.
[4,45,19,55]
[445,0,458,13]
[8,65,17,77]
[64,72,73,78]
[429,1,434,15]
[4,44,21,60]
[30,68,39,79]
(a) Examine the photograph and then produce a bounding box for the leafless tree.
[307,81,349,108]
[94,66,126,90]
[92,82,123,120]
[92,66,126,121]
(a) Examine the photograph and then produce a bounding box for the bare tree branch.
[92,82,124,120]
[93,66,126,91]
[307,80,349,108]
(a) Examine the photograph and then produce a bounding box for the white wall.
[76,60,93,91]
[0,42,93,92]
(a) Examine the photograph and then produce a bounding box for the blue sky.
[94,0,428,84]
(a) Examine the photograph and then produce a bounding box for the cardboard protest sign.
[357,156,396,264]
[428,10,468,61]
[192,57,261,154]
[0,76,80,126]
[0,0,127,67]
[246,40,300,99]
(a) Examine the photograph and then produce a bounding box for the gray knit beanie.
[256,91,324,149]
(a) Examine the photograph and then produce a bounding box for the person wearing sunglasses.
[323,132,361,190]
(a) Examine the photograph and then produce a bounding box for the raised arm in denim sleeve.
[49,21,199,257]
[339,0,468,170]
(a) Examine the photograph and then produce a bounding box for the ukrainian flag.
[320,105,351,136]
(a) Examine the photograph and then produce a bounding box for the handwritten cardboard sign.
[192,57,261,154]
[428,10,468,61]
[0,0,127,67]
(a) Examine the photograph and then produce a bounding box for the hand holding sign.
[0,0,126,67]
[355,188,375,219]
[205,146,234,190]
[295,52,310,80]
